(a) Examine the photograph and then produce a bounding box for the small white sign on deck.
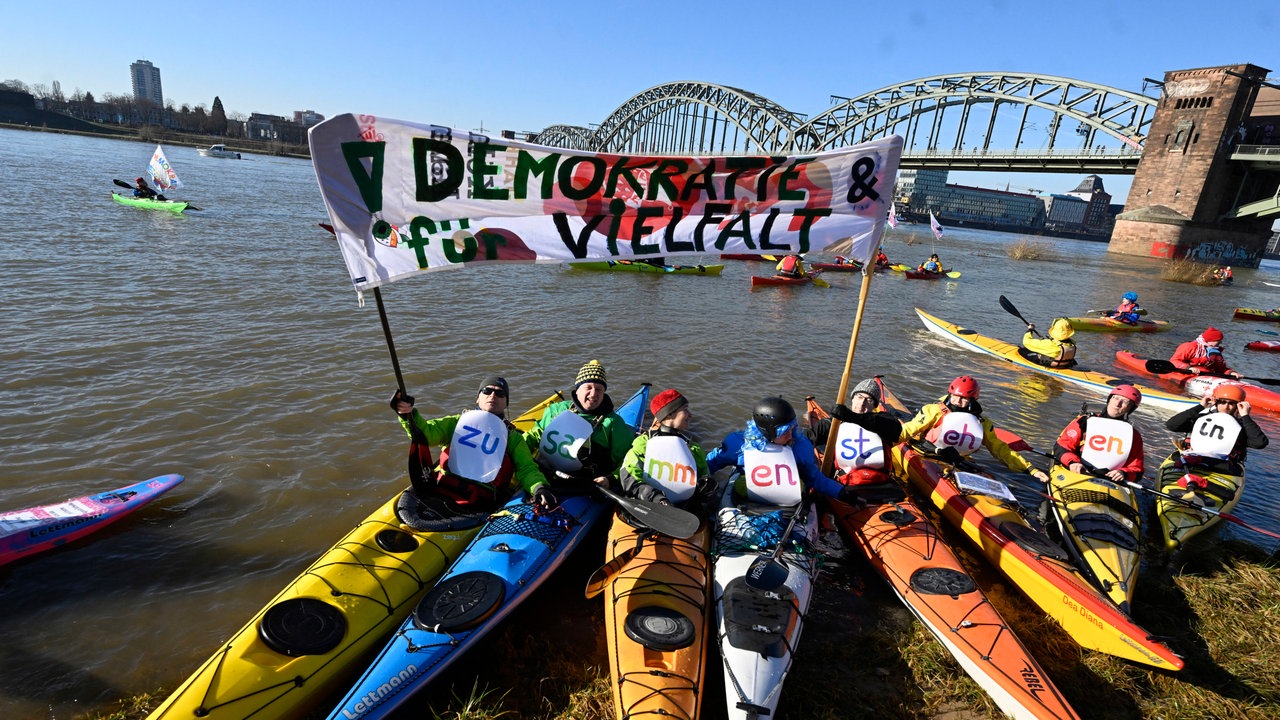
[953,471,1019,503]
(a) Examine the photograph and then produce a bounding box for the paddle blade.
[812,276,831,289]
[945,271,961,279]
[594,484,700,539]
[744,556,790,591]
[1144,359,1179,374]
[584,542,644,598]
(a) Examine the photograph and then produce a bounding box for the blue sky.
[3,0,1276,203]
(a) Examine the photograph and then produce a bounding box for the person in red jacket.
[1051,384,1145,484]
[1169,326,1241,379]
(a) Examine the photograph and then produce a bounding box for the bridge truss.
[530,73,1157,173]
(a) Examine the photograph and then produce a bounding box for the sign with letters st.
[309,114,902,292]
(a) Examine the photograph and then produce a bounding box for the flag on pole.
[887,202,899,229]
[929,210,944,240]
[148,144,183,192]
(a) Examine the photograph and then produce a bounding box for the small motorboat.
[198,144,241,159]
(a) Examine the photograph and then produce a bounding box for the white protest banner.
[309,114,902,291]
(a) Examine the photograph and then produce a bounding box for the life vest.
[1079,416,1134,471]
[434,410,514,507]
[742,443,804,505]
[833,422,886,471]
[640,435,699,502]
[921,260,941,272]
[925,410,984,457]
[1187,412,1243,460]
[536,410,594,473]
[1047,341,1077,367]
[778,255,801,276]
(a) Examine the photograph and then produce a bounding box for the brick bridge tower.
[1109,63,1274,267]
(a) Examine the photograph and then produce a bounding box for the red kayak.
[1245,340,1280,352]
[1114,350,1280,413]
[750,273,817,288]
[810,261,889,273]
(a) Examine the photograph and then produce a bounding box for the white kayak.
[712,481,818,720]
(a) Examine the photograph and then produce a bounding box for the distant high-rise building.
[293,110,325,127]
[130,60,164,106]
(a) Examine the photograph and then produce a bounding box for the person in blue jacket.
[707,396,859,504]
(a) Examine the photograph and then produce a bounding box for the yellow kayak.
[602,514,713,720]
[1046,464,1142,614]
[915,308,1197,414]
[1155,453,1246,553]
[149,391,563,720]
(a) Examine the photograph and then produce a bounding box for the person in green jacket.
[619,388,715,517]
[390,375,546,511]
[525,359,636,509]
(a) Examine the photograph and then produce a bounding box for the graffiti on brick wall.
[1187,239,1257,262]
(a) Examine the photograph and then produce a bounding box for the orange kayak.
[879,382,1184,670]
[601,512,712,720]
[808,398,1080,719]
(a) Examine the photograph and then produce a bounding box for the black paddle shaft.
[998,295,1040,337]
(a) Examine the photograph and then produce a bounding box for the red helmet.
[136,177,146,183]
[947,375,980,399]
[1212,384,1246,402]
[1109,384,1142,406]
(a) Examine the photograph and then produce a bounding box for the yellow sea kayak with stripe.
[1046,464,1142,615]
[915,308,1197,414]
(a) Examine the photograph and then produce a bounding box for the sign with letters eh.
[743,443,804,506]
[447,410,508,484]
[934,412,984,456]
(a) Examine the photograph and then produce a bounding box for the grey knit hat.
[849,378,881,406]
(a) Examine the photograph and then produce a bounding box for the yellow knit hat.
[574,359,607,389]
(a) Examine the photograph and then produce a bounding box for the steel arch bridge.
[530,73,1157,173]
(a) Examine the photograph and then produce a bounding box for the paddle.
[810,272,831,289]
[998,295,1040,337]
[993,429,1280,540]
[1142,358,1280,387]
[887,263,910,273]
[743,494,811,591]
[592,482,700,540]
[1088,308,1148,316]
[944,270,962,279]
[1257,330,1279,336]
[584,530,650,598]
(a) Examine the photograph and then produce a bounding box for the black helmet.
[752,396,796,442]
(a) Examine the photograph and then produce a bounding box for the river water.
[2,127,1278,719]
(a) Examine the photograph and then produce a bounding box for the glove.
[532,486,558,509]
[937,447,964,464]
[831,403,857,423]
[389,389,415,412]
[837,485,866,507]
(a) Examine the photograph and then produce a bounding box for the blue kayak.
[325,385,650,720]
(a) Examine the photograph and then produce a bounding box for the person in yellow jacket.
[901,375,1050,483]
[1021,317,1077,369]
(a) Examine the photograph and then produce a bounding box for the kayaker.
[805,378,903,489]
[1021,318,1078,369]
[805,378,902,452]
[707,396,860,504]
[832,255,851,266]
[1051,384,1145,484]
[618,388,715,514]
[524,359,636,509]
[1108,292,1142,324]
[133,176,165,201]
[775,254,808,279]
[900,375,1050,483]
[389,376,547,511]
[1164,384,1268,466]
[918,253,944,273]
[875,249,890,268]
[1169,327,1242,378]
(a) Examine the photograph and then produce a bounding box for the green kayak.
[111,192,189,213]
[570,260,723,275]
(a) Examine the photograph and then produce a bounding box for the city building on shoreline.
[130,60,163,107]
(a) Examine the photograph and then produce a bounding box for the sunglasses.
[480,387,507,398]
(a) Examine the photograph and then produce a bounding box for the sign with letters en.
[309,114,902,291]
